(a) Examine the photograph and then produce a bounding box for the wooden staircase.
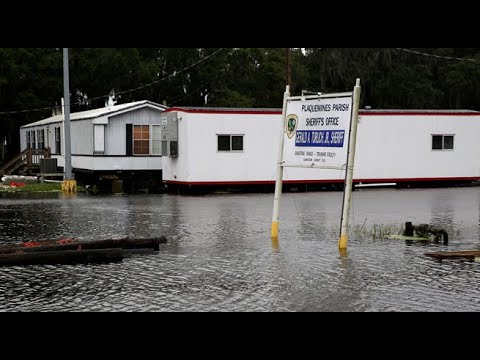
[0,148,51,177]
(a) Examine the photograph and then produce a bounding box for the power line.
[0,48,226,116]
[169,83,209,106]
[0,105,54,116]
[396,48,477,62]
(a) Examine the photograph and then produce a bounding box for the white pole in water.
[339,78,361,251]
[271,85,290,239]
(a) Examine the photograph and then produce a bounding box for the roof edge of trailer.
[164,107,282,115]
[359,109,480,116]
[21,100,168,129]
[165,107,480,117]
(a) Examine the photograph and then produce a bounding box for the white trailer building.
[19,100,167,191]
[161,107,480,192]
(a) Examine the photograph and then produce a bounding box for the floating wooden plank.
[0,237,167,255]
[385,235,430,241]
[425,250,480,261]
[0,248,124,266]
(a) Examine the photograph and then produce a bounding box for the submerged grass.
[351,220,404,240]
[329,218,462,241]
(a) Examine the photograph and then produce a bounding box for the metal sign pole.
[271,85,290,240]
[339,79,361,251]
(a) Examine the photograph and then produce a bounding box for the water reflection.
[1,187,480,311]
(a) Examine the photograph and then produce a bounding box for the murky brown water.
[1,187,480,312]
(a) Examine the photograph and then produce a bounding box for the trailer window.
[55,127,61,154]
[218,135,244,152]
[152,125,162,155]
[31,130,36,149]
[133,125,150,155]
[432,135,454,150]
[443,136,454,150]
[232,136,243,151]
[37,129,45,150]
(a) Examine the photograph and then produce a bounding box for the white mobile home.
[19,100,167,190]
[161,107,480,191]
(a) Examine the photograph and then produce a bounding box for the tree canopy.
[2,48,480,158]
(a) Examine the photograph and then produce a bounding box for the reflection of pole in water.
[60,192,77,200]
[271,237,279,252]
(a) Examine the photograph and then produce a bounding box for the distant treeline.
[1,48,479,154]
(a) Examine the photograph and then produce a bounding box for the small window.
[55,127,61,154]
[232,136,243,151]
[217,135,244,152]
[432,135,454,151]
[218,135,231,151]
[443,136,454,150]
[31,130,36,150]
[133,125,150,155]
[152,125,162,155]
[37,129,44,150]
[26,131,31,149]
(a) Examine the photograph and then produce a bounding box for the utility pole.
[62,48,76,192]
[63,48,72,180]
[286,48,292,88]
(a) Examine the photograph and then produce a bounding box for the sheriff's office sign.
[283,96,353,168]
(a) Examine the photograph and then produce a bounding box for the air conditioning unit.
[40,158,58,174]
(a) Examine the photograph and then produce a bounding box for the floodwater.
[1,187,480,312]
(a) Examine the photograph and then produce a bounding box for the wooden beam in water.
[0,237,167,255]
[0,248,124,266]
[425,250,480,261]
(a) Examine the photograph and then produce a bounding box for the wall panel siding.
[73,156,162,171]
[106,108,163,155]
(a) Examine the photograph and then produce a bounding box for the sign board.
[283,96,353,169]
